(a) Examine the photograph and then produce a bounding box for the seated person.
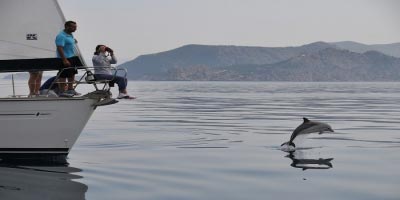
[92,44,135,99]
[39,76,70,97]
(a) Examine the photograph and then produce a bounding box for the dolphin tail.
[323,158,334,167]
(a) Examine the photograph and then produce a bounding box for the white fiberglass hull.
[0,97,97,158]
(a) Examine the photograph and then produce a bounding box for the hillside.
[119,41,400,81]
[221,48,400,81]
[332,41,400,58]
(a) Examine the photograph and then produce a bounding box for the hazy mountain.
[119,42,334,80]
[2,72,30,80]
[220,48,400,81]
[332,41,400,58]
[119,41,400,81]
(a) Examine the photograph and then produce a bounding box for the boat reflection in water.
[0,159,86,200]
[285,150,334,171]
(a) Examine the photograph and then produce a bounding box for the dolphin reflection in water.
[281,117,334,149]
[286,152,334,170]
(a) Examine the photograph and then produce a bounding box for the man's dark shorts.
[58,57,80,78]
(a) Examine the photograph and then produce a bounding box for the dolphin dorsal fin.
[303,117,310,123]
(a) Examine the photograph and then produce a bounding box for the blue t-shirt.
[55,31,75,58]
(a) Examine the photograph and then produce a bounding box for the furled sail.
[0,0,84,72]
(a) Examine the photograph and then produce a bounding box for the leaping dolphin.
[281,117,334,147]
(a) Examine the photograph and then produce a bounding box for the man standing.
[55,20,80,96]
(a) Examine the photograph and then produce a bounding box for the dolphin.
[281,117,334,147]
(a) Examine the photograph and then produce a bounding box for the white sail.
[0,0,84,71]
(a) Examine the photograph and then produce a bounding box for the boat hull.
[0,97,97,158]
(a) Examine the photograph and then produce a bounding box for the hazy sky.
[59,0,400,64]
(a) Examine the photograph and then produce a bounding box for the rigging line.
[0,39,55,53]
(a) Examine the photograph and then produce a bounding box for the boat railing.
[5,66,128,98]
[43,66,128,96]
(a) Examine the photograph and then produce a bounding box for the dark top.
[39,76,58,90]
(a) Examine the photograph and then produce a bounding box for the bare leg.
[120,89,128,94]
[67,75,75,90]
[118,89,135,99]
[34,72,42,94]
[28,73,36,95]
[58,77,67,92]
[28,72,42,96]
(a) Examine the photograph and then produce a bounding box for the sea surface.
[1,80,400,200]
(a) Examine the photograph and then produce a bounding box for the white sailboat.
[0,0,117,160]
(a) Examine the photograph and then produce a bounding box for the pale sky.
[58,0,400,64]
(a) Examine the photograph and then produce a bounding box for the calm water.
[1,81,400,200]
